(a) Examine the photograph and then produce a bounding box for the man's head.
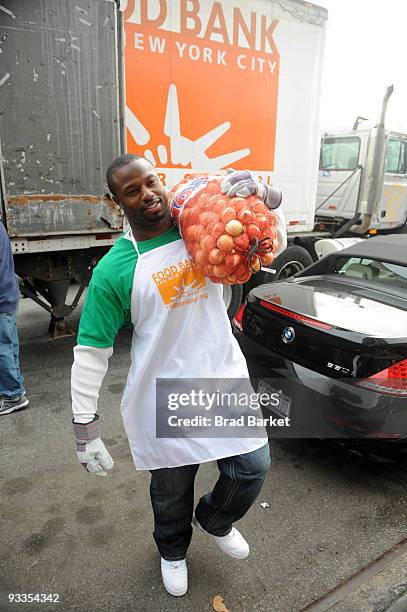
[106,154,170,234]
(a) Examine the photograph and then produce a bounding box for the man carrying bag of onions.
[70,155,287,597]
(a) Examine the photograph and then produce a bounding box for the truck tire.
[243,245,313,297]
[269,245,313,280]
[223,284,243,320]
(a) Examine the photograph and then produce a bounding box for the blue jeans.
[149,443,271,560]
[0,312,24,399]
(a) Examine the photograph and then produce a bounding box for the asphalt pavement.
[2,294,407,611]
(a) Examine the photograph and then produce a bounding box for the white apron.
[120,233,267,470]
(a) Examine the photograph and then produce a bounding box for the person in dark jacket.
[0,220,29,414]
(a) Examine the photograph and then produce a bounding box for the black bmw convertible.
[233,234,407,462]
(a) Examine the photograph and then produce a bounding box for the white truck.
[290,85,407,265]
[316,94,407,237]
[1,0,329,332]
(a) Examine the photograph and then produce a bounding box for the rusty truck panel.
[0,0,123,237]
[6,194,122,235]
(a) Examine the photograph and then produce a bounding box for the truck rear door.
[0,0,123,237]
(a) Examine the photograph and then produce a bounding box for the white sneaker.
[192,514,249,560]
[160,557,188,597]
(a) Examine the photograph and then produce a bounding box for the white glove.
[73,415,114,476]
[221,169,282,209]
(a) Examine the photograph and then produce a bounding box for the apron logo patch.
[152,258,208,309]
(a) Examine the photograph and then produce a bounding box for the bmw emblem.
[282,326,295,344]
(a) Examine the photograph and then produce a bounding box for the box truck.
[316,93,407,236]
[0,0,124,335]
[289,86,407,265]
[0,0,328,334]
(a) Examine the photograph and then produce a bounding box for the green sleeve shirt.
[77,226,181,348]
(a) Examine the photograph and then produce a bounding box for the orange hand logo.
[126,84,250,170]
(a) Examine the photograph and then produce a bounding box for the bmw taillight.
[233,303,246,331]
[354,359,407,396]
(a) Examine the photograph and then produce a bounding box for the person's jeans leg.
[195,443,271,536]
[0,312,24,399]
[150,463,199,561]
[12,317,24,391]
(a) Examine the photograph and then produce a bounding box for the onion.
[195,249,207,267]
[197,193,211,208]
[213,200,226,214]
[217,234,234,252]
[253,200,266,213]
[191,225,205,241]
[265,209,277,224]
[204,264,215,277]
[221,207,237,223]
[210,221,224,235]
[199,211,218,226]
[259,239,272,252]
[208,195,222,208]
[184,225,201,241]
[182,226,192,241]
[246,224,261,241]
[261,252,274,266]
[233,234,250,251]
[228,197,247,211]
[189,239,198,253]
[267,227,277,241]
[233,264,244,277]
[225,220,244,237]
[228,197,246,205]
[237,208,254,224]
[255,214,268,230]
[206,180,221,195]
[251,257,261,273]
[212,264,228,278]
[224,253,242,270]
[188,211,202,226]
[235,269,252,283]
[208,248,225,265]
[241,195,256,206]
[200,234,217,251]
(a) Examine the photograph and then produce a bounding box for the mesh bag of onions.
[168,173,279,285]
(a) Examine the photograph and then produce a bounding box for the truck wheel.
[271,246,313,280]
[223,284,243,320]
[242,245,314,298]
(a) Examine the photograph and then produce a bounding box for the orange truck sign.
[123,0,327,233]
